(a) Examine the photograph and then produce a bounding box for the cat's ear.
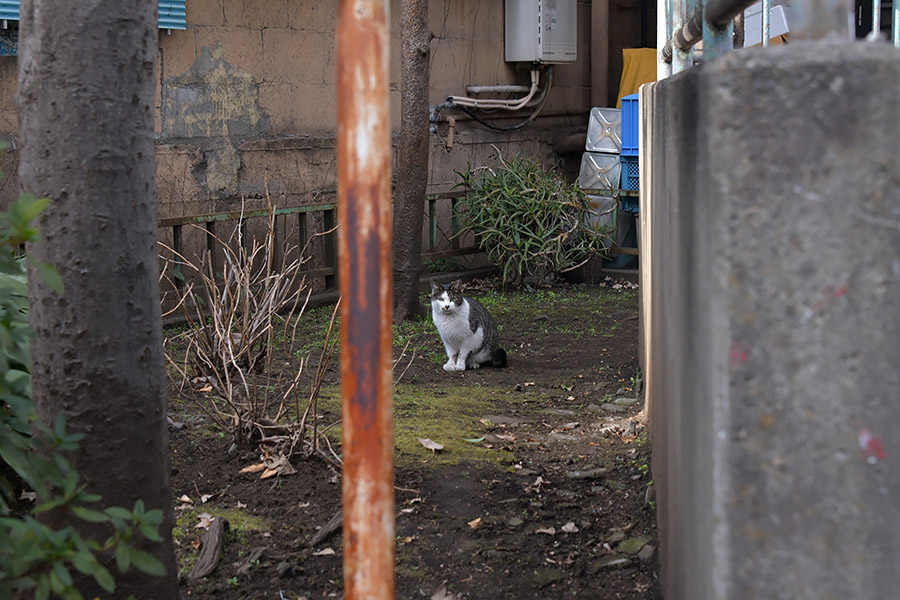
[430,281,441,293]
[450,279,463,293]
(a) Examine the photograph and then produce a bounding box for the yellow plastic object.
[616,48,657,108]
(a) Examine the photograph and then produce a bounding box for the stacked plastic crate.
[577,106,622,231]
[618,93,640,214]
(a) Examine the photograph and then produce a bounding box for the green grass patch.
[314,384,517,468]
[173,507,269,577]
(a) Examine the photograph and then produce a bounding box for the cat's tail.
[492,348,508,368]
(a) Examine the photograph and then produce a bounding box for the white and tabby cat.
[430,280,508,372]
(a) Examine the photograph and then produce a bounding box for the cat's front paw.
[443,361,464,372]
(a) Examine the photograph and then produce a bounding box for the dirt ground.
[167,278,659,599]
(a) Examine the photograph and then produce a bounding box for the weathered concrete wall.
[0,0,654,219]
[642,43,900,599]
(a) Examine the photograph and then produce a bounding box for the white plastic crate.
[578,152,621,191]
[585,107,622,154]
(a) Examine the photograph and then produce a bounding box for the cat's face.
[430,280,463,314]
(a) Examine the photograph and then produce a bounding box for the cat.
[430,280,507,372]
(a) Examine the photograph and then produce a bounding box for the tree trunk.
[392,0,431,323]
[17,1,179,598]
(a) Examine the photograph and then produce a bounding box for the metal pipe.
[872,0,882,36]
[661,0,760,63]
[658,0,673,79]
[894,0,899,46]
[465,84,530,94]
[336,1,395,599]
[762,0,771,46]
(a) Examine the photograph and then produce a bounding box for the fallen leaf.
[19,490,37,502]
[190,539,201,550]
[463,436,486,443]
[535,526,556,535]
[236,501,247,509]
[398,535,416,543]
[198,384,213,393]
[259,454,297,478]
[418,438,444,453]
[195,513,214,529]
[239,463,266,474]
[467,517,483,530]
[312,548,335,556]
[298,502,310,508]
[400,508,415,514]
[431,582,459,600]
[200,494,214,503]
[566,395,576,401]
[178,494,193,503]
[561,522,579,533]
[523,381,536,387]
[478,418,493,427]
[495,433,515,442]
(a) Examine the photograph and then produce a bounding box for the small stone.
[590,485,606,494]
[507,517,524,528]
[516,468,539,477]
[545,408,577,416]
[483,415,523,426]
[565,467,608,479]
[548,432,580,442]
[532,567,565,588]
[587,555,632,574]
[613,398,638,406]
[616,535,652,555]
[601,403,625,413]
[607,530,626,544]
[529,501,543,509]
[637,544,656,562]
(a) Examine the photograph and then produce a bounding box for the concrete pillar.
[642,42,900,599]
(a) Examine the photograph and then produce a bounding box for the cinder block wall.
[641,43,900,599]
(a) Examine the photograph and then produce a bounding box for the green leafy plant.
[455,153,612,285]
[0,196,165,599]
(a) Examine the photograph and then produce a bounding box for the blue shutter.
[0,1,19,21]
[158,1,186,30]
[0,2,186,30]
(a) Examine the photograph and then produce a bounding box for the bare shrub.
[160,199,339,466]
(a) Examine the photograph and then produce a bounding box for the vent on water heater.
[504,0,577,64]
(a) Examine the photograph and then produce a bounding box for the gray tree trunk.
[17,1,178,597]
[392,0,430,323]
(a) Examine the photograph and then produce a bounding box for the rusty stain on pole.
[337,1,395,599]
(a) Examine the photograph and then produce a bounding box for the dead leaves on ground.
[418,438,444,453]
[239,452,297,479]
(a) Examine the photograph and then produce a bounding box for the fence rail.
[157,192,483,298]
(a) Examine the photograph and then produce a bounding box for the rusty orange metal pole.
[336,1,395,599]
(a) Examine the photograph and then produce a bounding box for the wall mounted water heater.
[505,0,577,64]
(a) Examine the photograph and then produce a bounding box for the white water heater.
[505,0,577,64]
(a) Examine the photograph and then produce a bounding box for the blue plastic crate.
[621,93,639,157]
[620,155,639,191]
[620,195,639,214]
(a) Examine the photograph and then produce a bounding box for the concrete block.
[261,28,330,84]
[195,27,263,78]
[159,28,197,80]
[223,0,289,30]
[288,2,335,33]
[187,0,225,27]
[643,43,900,600]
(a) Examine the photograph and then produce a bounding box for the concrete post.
[642,43,900,599]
